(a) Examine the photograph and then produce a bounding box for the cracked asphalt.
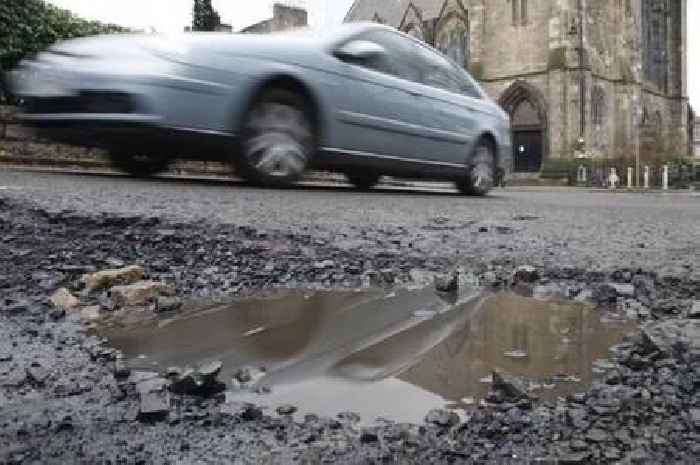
[1,167,699,464]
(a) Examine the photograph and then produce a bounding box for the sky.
[48,0,698,111]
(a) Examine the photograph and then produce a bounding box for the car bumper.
[17,110,236,158]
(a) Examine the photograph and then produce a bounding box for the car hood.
[45,31,328,64]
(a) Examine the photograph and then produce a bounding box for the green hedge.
[0,0,127,72]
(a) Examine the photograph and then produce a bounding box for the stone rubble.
[81,265,145,292]
[0,197,698,463]
[110,280,175,307]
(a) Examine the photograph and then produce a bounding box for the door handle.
[407,90,421,97]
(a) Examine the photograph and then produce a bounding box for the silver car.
[9,23,512,195]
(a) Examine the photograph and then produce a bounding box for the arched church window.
[511,0,528,26]
[435,13,469,69]
[591,86,606,126]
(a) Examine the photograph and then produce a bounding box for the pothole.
[99,287,637,424]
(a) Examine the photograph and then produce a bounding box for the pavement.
[0,167,697,276]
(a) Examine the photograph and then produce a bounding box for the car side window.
[454,66,482,99]
[415,45,481,98]
[350,30,421,83]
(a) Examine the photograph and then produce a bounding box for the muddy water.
[102,287,636,424]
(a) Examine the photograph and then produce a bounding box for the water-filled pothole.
[100,287,636,424]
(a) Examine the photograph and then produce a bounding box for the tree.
[0,0,127,72]
[192,0,221,32]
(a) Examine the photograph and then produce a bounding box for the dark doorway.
[498,82,547,173]
[513,130,543,173]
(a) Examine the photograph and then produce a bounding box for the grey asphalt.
[1,168,698,276]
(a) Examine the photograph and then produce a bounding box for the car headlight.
[9,67,75,98]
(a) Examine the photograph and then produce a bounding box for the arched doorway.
[499,82,547,173]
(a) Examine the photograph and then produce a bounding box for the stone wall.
[694,118,700,160]
[345,0,692,174]
[241,3,308,33]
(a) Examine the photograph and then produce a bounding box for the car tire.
[456,140,496,196]
[237,89,314,187]
[346,172,381,190]
[109,150,170,177]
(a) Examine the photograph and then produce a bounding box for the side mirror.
[335,40,386,62]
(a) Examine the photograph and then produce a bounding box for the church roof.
[344,0,446,26]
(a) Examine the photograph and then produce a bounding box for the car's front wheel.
[456,141,496,196]
[237,89,314,187]
[109,150,170,177]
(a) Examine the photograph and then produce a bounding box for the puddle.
[101,287,636,424]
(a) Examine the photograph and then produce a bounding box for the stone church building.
[345,0,691,175]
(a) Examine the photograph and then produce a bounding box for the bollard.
[609,168,619,189]
[644,166,650,189]
[577,165,587,184]
[662,164,669,190]
[627,167,633,189]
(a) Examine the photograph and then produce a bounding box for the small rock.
[26,364,49,385]
[570,439,587,452]
[586,428,609,442]
[254,385,272,394]
[169,369,198,395]
[592,284,619,303]
[558,452,590,464]
[360,430,379,444]
[137,378,170,422]
[629,448,648,464]
[492,370,529,400]
[4,300,30,315]
[197,360,222,382]
[80,305,101,322]
[603,447,622,460]
[110,281,175,307]
[169,361,224,396]
[105,258,125,268]
[277,405,297,416]
[49,308,66,320]
[155,296,182,313]
[434,271,458,293]
[241,404,263,421]
[234,367,252,383]
[513,265,539,284]
[314,260,335,269]
[50,288,79,310]
[632,275,656,302]
[128,371,159,384]
[609,283,635,297]
[55,415,73,432]
[691,408,700,430]
[233,367,265,386]
[0,353,12,362]
[1,369,26,387]
[165,366,182,378]
[425,409,459,428]
[81,265,145,292]
[689,301,700,319]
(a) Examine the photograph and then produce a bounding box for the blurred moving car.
[9,23,512,195]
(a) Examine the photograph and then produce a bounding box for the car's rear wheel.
[109,150,170,177]
[237,89,314,187]
[456,140,496,196]
[346,172,381,190]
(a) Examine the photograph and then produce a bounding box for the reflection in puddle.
[102,287,636,424]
